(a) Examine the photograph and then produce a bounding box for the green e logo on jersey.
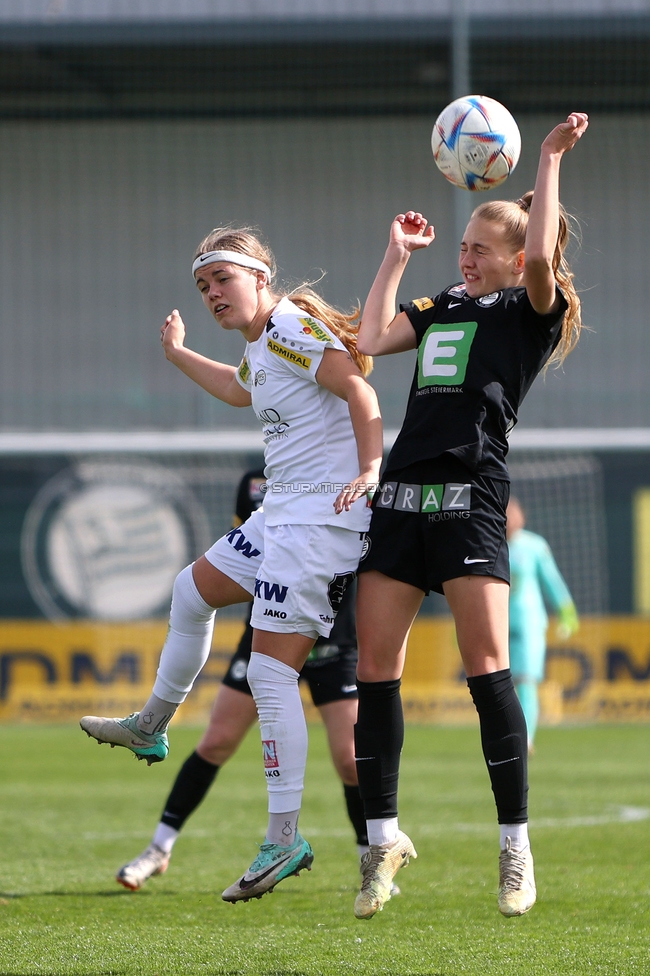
[418,321,478,387]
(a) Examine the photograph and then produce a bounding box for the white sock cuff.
[248,651,300,683]
[367,817,399,846]
[153,822,180,854]
[500,822,529,851]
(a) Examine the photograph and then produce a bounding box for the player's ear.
[513,250,525,274]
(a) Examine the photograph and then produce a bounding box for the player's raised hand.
[161,309,186,359]
[390,211,435,252]
[542,113,589,156]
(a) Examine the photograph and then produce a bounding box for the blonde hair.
[471,191,581,366]
[194,226,372,377]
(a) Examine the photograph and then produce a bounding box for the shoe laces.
[359,846,387,890]
[499,839,528,891]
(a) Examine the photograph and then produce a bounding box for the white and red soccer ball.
[431,95,521,191]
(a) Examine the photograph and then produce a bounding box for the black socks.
[467,668,528,824]
[160,750,219,830]
[354,678,403,821]
[343,783,369,846]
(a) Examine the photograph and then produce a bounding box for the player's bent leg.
[115,688,259,890]
[81,560,250,763]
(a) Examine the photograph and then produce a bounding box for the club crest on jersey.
[299,317,331,343]
[268,338,311,370]
[413,296,435,312]
[448,285,467,298]
[254,369,266,386]
[238,357,251,384]
[477,291,502,307]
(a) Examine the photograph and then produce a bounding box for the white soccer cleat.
[116,843,171,891]
[80,712,169,765]
[498,837,537,916]
[354,830,417,919]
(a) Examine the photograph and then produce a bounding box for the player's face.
[194,262,264,333]
[459,218,524,298]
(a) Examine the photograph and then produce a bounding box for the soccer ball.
[431,95,521,191]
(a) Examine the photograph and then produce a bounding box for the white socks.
[152,564,216,705]
[367,817,399,846]
[265,810,300,847]
[247,652,307,819]
[136,694,177,736]
[500,823,529,851]
[152,823,179,855]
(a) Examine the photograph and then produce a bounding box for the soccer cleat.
[354,830,417,919]
[80,712,169,765]
[222,833,314,903]
[116,843,170,891]
[498,837,537,916]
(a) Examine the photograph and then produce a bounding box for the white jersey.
[235,296,371,532]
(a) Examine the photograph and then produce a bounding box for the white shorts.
[204,507,365,639]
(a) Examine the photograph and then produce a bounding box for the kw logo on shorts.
[268,338,311,370]
[376,481,471,516]
[225,526,261,559]
[418,321,478,388]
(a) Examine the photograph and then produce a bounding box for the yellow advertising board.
[2,615,650,724]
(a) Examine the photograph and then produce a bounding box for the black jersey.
[386,283,568,479]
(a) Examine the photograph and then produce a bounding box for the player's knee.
[196,726,239,765]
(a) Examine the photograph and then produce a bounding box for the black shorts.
[222,622,358,707]
[358,454,510,595]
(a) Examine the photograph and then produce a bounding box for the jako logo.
[263,608,287,618]
[255,579,288,603]
[225,527,261,559]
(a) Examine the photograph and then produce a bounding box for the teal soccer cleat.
[222,833,314,902]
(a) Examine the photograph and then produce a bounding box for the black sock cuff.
[467,669,513,706]
[356,677,401,698]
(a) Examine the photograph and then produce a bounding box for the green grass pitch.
[1,722,650,975]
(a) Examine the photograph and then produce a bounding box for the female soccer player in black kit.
[115,471,374,893]
[351,112,589,919]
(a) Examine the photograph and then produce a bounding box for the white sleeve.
[234,353,253,390]
[265,313,347,383]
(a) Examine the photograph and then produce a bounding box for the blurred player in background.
[506,497,578,753]
[351,112,588,921]
[116,470,385,895]
[81,226,382,903]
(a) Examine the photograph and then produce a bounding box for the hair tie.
[515,198,530,213]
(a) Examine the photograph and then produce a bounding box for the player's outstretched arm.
[357,211,434,357]
[160,309,251,407]
[525,112,588,315]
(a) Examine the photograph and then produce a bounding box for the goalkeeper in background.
[506,497,579,752]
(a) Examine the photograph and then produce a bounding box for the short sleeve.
[399,295,441,343]
[235,353,252,390]
[266,312,346,382]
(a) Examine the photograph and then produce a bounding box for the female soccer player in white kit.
[351,113,588,920]
[81,227,382,902]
